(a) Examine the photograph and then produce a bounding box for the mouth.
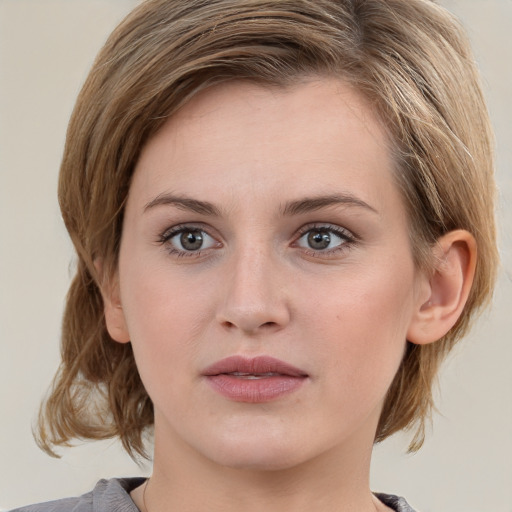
[227,372,283,379]
[202,356,308,403]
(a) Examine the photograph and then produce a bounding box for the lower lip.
[205,374,306,403]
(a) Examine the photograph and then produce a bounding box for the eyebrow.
[143,192,377,217]
[144,193,221,216]
[280,194,378,216]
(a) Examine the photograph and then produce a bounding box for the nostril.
[220,319,279,333]
[216,299,291,333]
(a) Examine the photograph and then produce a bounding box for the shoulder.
[375,492,419,512]
[8,478,146,512]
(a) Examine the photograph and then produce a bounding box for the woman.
[11,0,498,511]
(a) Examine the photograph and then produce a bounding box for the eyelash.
[293,223,357,258]
[158,223,219,258]
[157,223,357,259]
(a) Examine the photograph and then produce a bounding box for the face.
[108,78,429,471]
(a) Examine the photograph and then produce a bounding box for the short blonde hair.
[37,0,498,459]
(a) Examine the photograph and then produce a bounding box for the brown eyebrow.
[144,193,221,216]
[280,194,378,216]
[144,192,377,217]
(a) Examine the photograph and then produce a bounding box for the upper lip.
[202,355,308,377]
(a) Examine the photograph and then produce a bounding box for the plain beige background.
[0,1,510,510]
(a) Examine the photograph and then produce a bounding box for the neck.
[137,421,386,512]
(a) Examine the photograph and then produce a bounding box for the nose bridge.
[217,241,290,334]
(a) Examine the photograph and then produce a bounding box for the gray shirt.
[10,478,418,512]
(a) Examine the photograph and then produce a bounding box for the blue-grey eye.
[170,229,216,251]
[297,228,346,251]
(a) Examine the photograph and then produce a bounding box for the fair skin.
[103,78,475,512]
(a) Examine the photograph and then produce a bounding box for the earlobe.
[407,230,477,345]
[94,260,131,344]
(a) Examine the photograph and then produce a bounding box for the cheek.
[298,263,415,401]
[117,262,214,385]
[302,262,414,339]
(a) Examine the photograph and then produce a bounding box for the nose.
[216,246,291,335]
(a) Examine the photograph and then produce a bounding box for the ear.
[407,230,477,345]
[94,260,130,344]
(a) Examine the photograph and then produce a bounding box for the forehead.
[151,78,390,153]
[130,78,398,217]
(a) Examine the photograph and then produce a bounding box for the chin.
[215,447,309,472]
[201,428,316,472]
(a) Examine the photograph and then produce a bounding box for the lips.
[202,356,308,403]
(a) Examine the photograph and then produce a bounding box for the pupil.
[308,230,330,250]
[181,230,203,250]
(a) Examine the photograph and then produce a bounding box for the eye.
[160,226,219,255]
[295,225,354,253]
